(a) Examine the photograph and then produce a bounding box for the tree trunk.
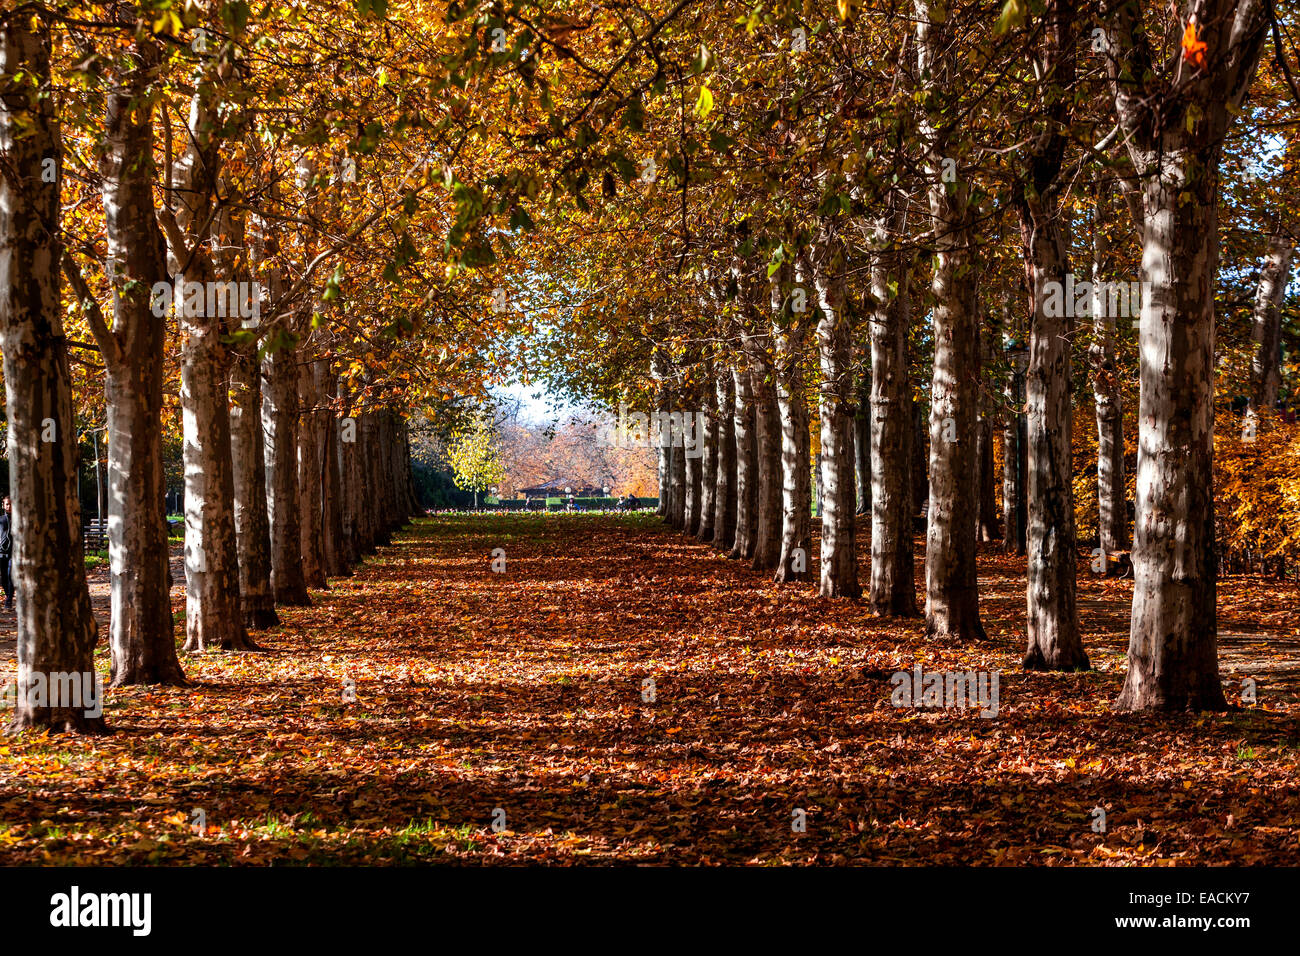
[180,297,250,652]
[912,402,928,523]
[653,352,671,515]
[814,450,823,518]
[669,435,686,530]
[868,220,918,616]
[1248,233,1293,412]
[338,391,362,566]
[167,75,250,654]
[685,450,701,535]
[773,270,812,584]
[99,52,185,686]
[811,239,860,598]
[1117,161,1227,710]
[917,0,985,641]
[231,341,279,628]
[351,411,377,555]
[656,444,670,515]
[1102,0,1266,710]
[297,355,327,588]
[1002,372,1027,554]
[0,14,107,733]
[262,339,311,604]
[746,335,782,571]
[1090,180,1127,555]
[854,374,871,516]
[975,314,998,542]
[712,363,737,551]
[1017,0,1086,671]
[730,363,758,559]
[1019,202,1086,671]
[321,365,349,577]
[696,359,718,542]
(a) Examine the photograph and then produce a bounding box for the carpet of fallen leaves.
[1,512,1298,865]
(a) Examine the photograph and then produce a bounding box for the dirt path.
[0,514,1296,864]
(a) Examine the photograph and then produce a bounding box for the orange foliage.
[1216,409,1300,570]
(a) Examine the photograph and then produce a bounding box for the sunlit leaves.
[694,85,715,120]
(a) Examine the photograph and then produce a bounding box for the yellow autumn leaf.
[694,85,714,120]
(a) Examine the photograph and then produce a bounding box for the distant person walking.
[1,495,12,611]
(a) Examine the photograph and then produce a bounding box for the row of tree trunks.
[658,250,870,603]
[335,407,415,559]
[1,16,418,733]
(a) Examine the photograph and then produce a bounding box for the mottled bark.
[262,339,311,604]
[854,375,871,516]
[1,15,106,733]
[338,389,363,566]
[1248,233,1293,413]
[166,71,250,654]
[1118,165,1225,708]
[773,271,812,585]
[696,356,718,542]
[868,220,918,616]
[1019,202,1085,670]
[297,355,327,588]
[1089,182,1127,555]
[1017,0,1086,672]
[231,341,279,629]
[712,363,737,550]
[748,351,782,571]
[1003,371,1027,554]
[918,0,985,641]
[1103,0,1268,710]
[179,304,249,652]
[98,42,185,685]
[975,317,998,543]
[321,366,349,577]
[730,363,758,560]
[684,393,703,537]
[811,239,860,598]
[669,436,686,530]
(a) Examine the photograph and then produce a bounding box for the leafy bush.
[1216,408,1300,573]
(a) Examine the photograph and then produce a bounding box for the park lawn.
[1,513,1297,865]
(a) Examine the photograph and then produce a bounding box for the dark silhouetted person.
[1,495,12,611]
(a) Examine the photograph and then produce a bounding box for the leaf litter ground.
[1,513,1297,864]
